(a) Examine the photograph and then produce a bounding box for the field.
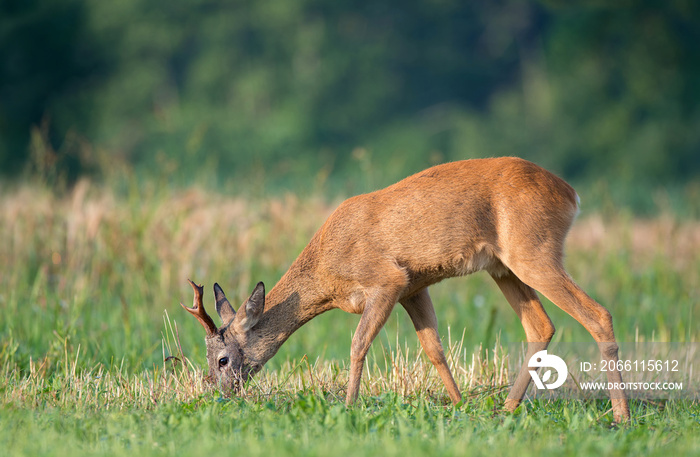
[1,181,699,456]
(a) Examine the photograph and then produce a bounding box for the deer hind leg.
[400,288,462,404]
[509,261,631,423]
[346,269,408,405]
[491,271,555,413]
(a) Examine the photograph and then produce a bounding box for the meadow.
[1,179,699,456]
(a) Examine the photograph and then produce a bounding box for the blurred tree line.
[1,0,699,193]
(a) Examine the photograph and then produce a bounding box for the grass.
[1,180,699,456]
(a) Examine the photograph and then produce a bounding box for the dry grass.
[3,179,698,301]
[1,314,509,410]
[569,214,700,272]
[0,180,334,304]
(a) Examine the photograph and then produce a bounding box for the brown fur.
[185,157,630,423]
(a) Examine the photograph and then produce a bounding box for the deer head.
[181,279,265,392]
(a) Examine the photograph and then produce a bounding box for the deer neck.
[248,246,332,367]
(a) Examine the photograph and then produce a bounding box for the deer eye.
[218,357,229,368]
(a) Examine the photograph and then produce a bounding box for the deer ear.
[235,282,265,333]
[214,283,236,325]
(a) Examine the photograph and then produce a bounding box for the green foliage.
[2,1,699,195]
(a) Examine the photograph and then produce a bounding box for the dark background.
[2,0,699,209]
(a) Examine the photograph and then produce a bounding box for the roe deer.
[181,157,630,422]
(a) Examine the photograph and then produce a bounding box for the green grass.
[2,389,699,456]
[1,182,699,456]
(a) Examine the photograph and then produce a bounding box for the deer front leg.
[346,284,404,404]
[400,288,462,404]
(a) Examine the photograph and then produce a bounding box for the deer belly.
[336,288,367,314]
[449,245,509,278]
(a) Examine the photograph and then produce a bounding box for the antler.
[181,279,218,336]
